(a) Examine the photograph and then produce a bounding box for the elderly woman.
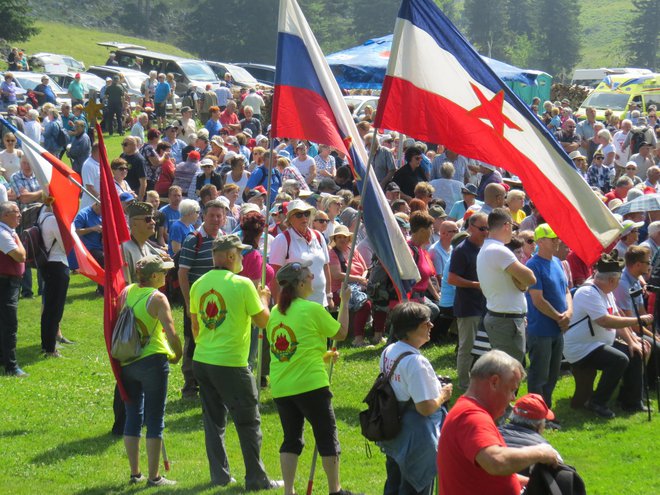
[328,225,372,347]
[379,302,452,495]
[67,120,91,174]
[518,230,536,264]
[312,210,330,235]
[320,194,342,238]
[239,211,274,284]
[24,109,42,144]
[43,108,64,156]
[596,128,616,167]
[190,158,223,200]
[1,73,18,107]
[267,261,354,495]
[269,199,333,309]
[112,158,135,197]
[119,255,182,487]
[429,162,463,207]
[225,155,250,204]
[505,189,526,225]
[315,144,336,178]
[407,211,440,312]
[167,199,200,256]
[624,161,643,185]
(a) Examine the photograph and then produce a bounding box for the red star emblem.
[468,83,521,136]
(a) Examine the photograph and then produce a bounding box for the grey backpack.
[110,287,157,362]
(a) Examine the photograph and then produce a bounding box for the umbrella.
[613,193,660,216]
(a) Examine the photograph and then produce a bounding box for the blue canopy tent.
[326,35,551,104]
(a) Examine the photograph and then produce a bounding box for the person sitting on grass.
[267,261,360,495]
[120,255,182,487]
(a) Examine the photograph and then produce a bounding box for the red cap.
[188,150,201,161]
[513,393,555,421]
[254,185,267,195]
[75,73,81,78]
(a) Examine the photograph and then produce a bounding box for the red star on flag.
[468,83,522,136]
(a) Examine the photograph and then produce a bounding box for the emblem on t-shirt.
[134,318,151,346]
[270,322,298,362]
[199,289,227,330]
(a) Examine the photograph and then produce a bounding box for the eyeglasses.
[121,142,131,146]
[594,156,604,160]
[525,239,536,245]
[314,218,329,224]
[293,211,311,218]
[476,226,489,232]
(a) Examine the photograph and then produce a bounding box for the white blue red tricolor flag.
[0,118,104,284]
[375,0,622,265]
[272,0,419,297]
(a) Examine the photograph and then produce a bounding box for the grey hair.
[0,201,18,216]
[647,220,660,238]
[594,271,620,283]
[470,350,526,381]
[179,199,200,217]
[510,414,545,432]
[440,162,455,179]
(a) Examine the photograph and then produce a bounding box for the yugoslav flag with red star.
[375,0,621,265]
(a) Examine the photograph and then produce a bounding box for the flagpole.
[306,124,380,495]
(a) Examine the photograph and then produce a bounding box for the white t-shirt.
[379,341,440,403]
[477,238,527,313]
[39,209,68,265]
[269,227,330,306]
[224,170,249,205]
[564,284,616,363]
[0,183,7,203]
[613,130,630,167]
[0,149,22,179]
[291,156,315,182]
[80,156,100,210]
[0,221,18,254]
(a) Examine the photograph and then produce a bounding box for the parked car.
[8,72,71,107]
[0,72,27,106]
[232,63,276,86]
[29,52,85,74]
[47,72,106,102]
[343,95,379,120]
[205,61,271,89]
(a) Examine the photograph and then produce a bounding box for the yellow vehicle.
[576,73,660,121]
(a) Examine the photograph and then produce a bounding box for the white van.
[571,68,652,88]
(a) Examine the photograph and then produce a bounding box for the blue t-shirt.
[439,248,455,308]
[74,206,103,250]
[154,82,171,104]
[246,165,281,206]
[159,205,181,233]
[525,255,568,337]
[168,220,194,256]
[612,267,643,313]
[205,119,222,139]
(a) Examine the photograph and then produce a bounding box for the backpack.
[359,351,414,442]
[110,287,157,362]
[525,463,586,495]
[55,122,67,148]
[366,255,397,305]
[628,126,652,154]
[20,206,55,270]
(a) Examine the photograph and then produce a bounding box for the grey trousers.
[457,316,481,389]
[193,361,270,488]
[484,313,526,363]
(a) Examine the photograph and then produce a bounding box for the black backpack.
[55,122,68,148]
[20,206,55,270]
[359,351,414,442]
[628,126,653,154]
[525,463,586,495]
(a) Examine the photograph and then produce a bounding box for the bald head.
[484,183,506,208]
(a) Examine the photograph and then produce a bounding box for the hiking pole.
[649,284,660,412]
[256,142,276,402]
[629,287,652,421]
[161,440,170,471]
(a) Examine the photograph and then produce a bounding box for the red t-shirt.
[438,396,521,495]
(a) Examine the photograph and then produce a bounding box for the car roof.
[88,65,148,77]
[97,41,147,50]
[234,63,276,70]
[112,48,190,62]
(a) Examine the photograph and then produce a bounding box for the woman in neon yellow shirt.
[267,261,360,495]
[119,255,183,487]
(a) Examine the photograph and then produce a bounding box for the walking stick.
[161,440,170,471]
[306,127,381,495]
[629,287,652,421]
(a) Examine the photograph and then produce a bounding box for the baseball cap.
[199,158,215,168]
[119,192,134,202]
[276,260,312,287]
[534,223,557,241]
[429,205,447,220]
[187,150,201,161]
[318,177,340,193]
[385,182,400,192]
[135,254,174,277]
[126,201,154,218]
[513,393,555,421]
[212,234,252,252]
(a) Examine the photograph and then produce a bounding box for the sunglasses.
[293,211,311,219]
[116,167,129,171]
[476,226,489,232]
[525,239,536,244]
[314,218,329,224]
[626,167,636,170]
[139,216,154,223]
[594,156,604,160]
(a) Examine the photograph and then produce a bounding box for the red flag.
[98,124,131,399]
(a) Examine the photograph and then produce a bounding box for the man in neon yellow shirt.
[190,234,282,491]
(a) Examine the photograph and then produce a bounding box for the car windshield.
[14,76,65,93]
[179,61,217,82]
[81,76,104,91]
[225,65,258,85]
[122,74,148,90]
[582,92,630,111]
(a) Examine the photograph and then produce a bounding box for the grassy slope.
[15,21,193,70]
[577,0,635,69]
[0,239,658,495]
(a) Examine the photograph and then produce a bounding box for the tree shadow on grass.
[31,432,120,465]
[0,428,29,438]
[333,405,362,427]
[550,397,636,432]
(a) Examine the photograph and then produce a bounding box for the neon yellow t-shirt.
[190,268,264,367]
[121,284,174,366]
[267,298,340,398]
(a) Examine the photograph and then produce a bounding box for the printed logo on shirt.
[199,289,227,330]
[270,322,298,362]
[135,318,151,346]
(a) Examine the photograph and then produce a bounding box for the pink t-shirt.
[328,247,368,292]
[240,249,274,285]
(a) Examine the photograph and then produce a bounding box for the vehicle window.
[179,62,217,82]
[225,66,258,85]
[643,95,660,112]
[582,92,630,111]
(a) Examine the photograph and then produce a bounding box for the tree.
[533,0,581,78]
[463,0,509,59]
[0,0,40,43]
[626,0,659,70]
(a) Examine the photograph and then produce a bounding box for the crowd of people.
[1,82,659,494]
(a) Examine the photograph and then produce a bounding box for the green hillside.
[9,20,193,70]
[577,0,635,69]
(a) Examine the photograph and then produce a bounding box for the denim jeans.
[121,353,170,438]
[527,333,564,409]
[384,455,433,495]
[0,276,21,372]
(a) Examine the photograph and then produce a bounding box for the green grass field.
[3,21,193,71]
[1,243,659,494]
